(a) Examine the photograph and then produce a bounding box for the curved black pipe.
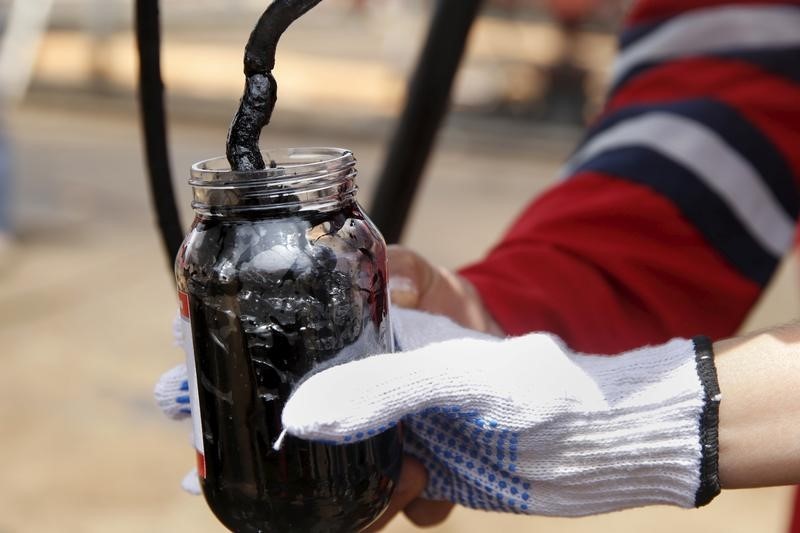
[243,0,322,76]
[227,0,322,171]
[135,0,183,269]
[370,0,484,244]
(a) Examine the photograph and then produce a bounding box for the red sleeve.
[459,0,800,354]
[460,173,761,353]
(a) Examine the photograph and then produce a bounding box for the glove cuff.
[512,337,722,517]
[692,335,722,507]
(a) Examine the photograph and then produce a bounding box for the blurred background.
[0,1,796,532]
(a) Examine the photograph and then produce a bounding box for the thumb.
[387,245,431,309]
[282,342,475,443]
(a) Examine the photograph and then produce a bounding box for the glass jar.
[175,148,402,533]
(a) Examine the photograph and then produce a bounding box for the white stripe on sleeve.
[613,5,800,84]
[561,112,795,257]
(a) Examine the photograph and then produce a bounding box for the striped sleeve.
[460,0,800,354]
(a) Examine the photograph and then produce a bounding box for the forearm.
[459,174,764,354]
[715,324,800,489]
[462,1,800,353]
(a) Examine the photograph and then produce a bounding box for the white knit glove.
[282,312,722,517]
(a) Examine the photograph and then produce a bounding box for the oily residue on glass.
[178,206,401,533]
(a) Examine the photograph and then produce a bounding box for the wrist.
[714,324,800,488]
[691,336,722,506]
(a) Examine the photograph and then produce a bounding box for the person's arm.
[460,0,800,353]
[377,7,800,524]
[381,2,800,528]
[715,323,800,488]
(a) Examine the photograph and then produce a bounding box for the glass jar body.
[176,154,401,532]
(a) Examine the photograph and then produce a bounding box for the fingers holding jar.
[387,245,504,336]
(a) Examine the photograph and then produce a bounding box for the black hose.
[370,0,484,244]
[227,0,323,171]
[135,0,183,268]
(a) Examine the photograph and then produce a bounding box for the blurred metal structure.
[87,0,117,91]
[135,0,184,267]
[0,0,54,104]
[369,0,484,244]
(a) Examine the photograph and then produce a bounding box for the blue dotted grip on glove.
[154,364,192,420]
[400,408,531,513]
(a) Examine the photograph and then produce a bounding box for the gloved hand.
[282,312,722,517]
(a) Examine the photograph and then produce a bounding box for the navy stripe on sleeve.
[715,48,800,84]
[619,20,665,50]
[572,147,780,285]
[609,47,800,98]
[576,99,799,220]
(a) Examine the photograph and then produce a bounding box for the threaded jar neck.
[190,148,357,216]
